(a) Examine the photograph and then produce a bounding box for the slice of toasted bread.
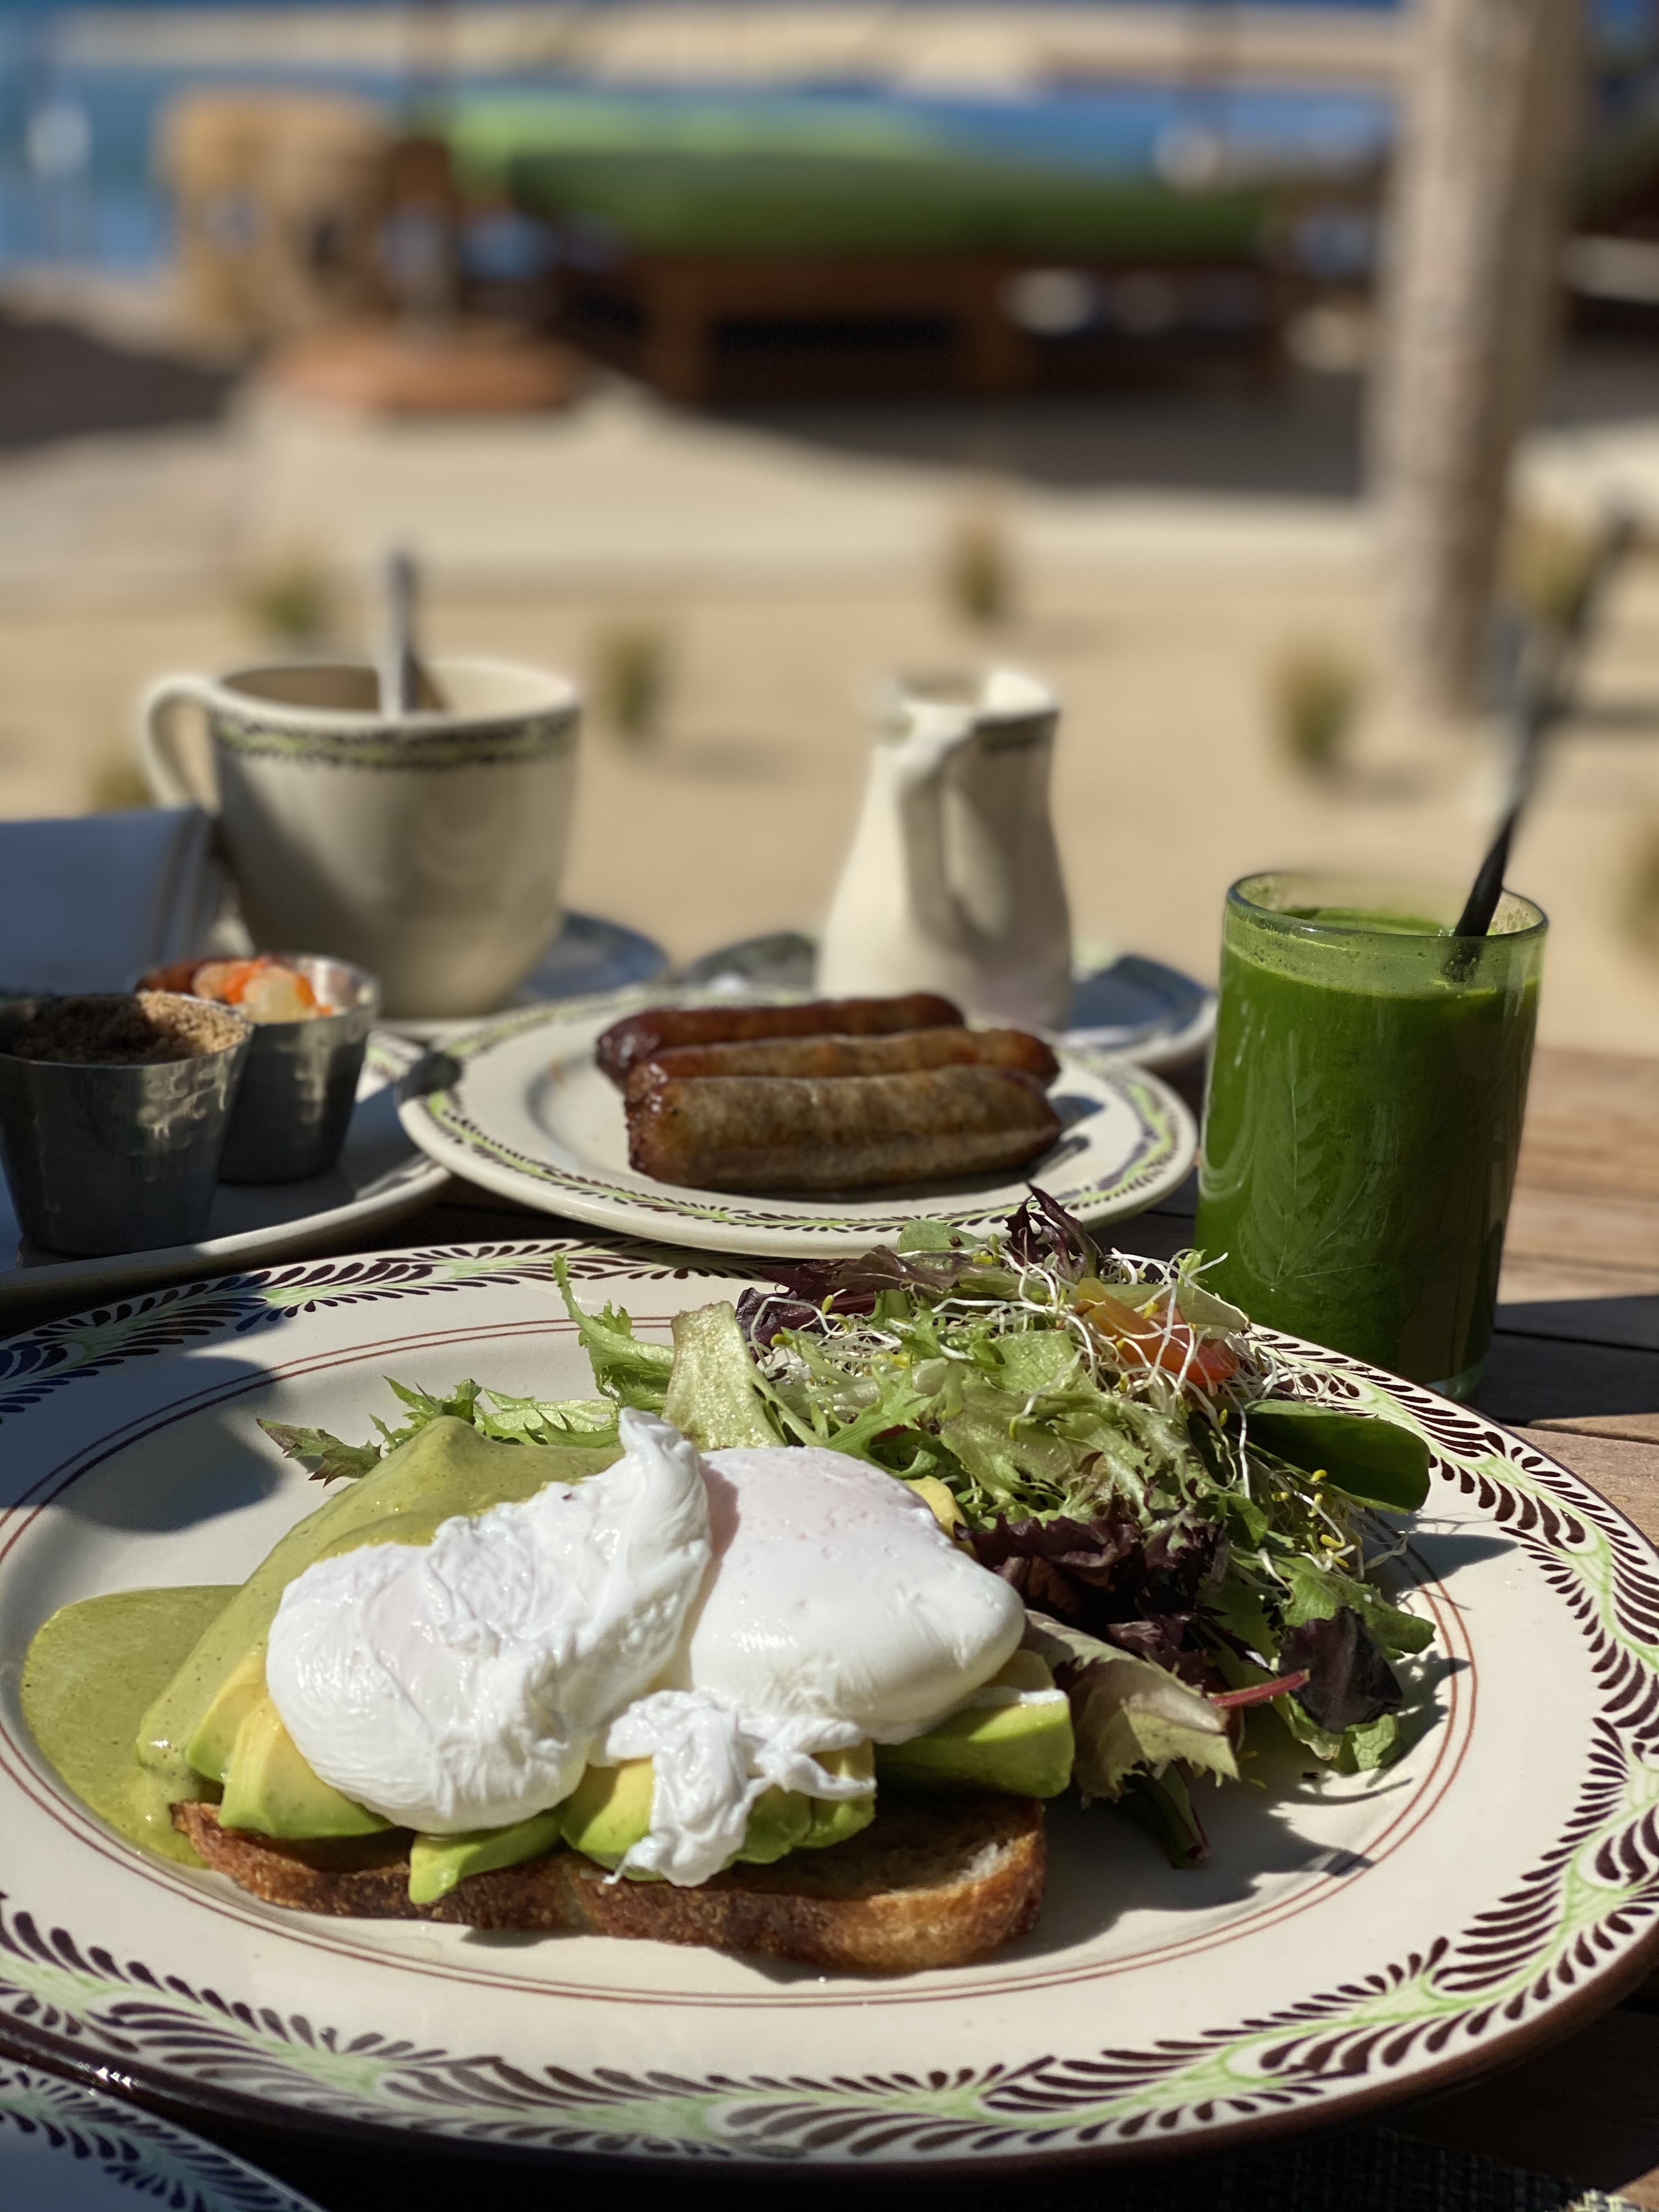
[173,1795,1045,1973]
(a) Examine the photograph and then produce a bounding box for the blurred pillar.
[1369,0,1587,712]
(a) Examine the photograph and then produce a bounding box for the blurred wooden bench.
[556,249,1290,405]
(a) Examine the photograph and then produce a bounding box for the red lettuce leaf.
[1278,1607,1403,1732]
[1003,1187,1099,1275]
[970,1506,1229,1683]
[737,1248,981,1345]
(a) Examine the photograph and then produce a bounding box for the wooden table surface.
[8,1040,1655,2210]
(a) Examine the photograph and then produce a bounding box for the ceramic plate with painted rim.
[0,1034,449,1324]
[393,990,1197,1257]
[0,2059,319,2212]
[0,1238,1656,2173]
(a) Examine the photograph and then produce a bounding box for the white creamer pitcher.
[820,669,1073,1029]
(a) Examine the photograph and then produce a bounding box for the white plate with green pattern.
[395,992,1196,1257]
[0,2059,318,2212]
[0,1238,1656,2174]
[0,1034,449,1325]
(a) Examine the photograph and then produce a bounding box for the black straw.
[1453,509,1636,940]
[1453,784,1526,941]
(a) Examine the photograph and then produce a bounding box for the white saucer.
[388,910,669,1042]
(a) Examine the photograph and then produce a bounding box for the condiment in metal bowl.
[0,992,251,1254]
[141,953,380,1184]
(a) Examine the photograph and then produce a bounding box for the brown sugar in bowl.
[0,992,251,1254]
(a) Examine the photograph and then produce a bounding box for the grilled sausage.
[596,994,962,1087]
[622,1026,1059,1103]
[626,1065,1061,1193]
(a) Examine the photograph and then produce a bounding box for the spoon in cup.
[378,547,443,716]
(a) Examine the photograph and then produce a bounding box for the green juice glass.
[1194,873,1547,1398]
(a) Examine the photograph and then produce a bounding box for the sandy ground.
[1,323,1656,1051]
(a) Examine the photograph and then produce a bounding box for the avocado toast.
[21,1193,1434,1974]
[26,1409,1073,1974]
[140,1411,1061,1971]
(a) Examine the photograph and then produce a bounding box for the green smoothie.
[1195,875,1545,1393]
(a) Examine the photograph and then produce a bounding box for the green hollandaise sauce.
[22,1420,619,1875]
[21,1587,235,1867]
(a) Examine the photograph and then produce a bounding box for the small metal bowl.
[209,955,380,1185]
[0,994,252,1255]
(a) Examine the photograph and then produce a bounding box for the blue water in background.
[0,0,1650,272]
[0,65,1395,270]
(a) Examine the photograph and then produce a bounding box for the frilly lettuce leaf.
[1276,1695,1403,1774]
[1002,1188,1099,1275]
[257,1421,382,1484]
[1070,1652,1240,1798]
[469,1392,618,1449]
[259,1373,621,1481]
[552,1256,673,1411]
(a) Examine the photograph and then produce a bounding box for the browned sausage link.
[626,1066,1061,1193]
[596,994,963,1087]
[623,1025,1059,1104]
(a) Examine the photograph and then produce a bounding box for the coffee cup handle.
[140,675,220,811]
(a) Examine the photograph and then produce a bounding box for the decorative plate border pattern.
[398,994,1194,1242]
[0,1243,1656,2168]
[0,2058,319,2212]
[0,1239,733,1430]
[210,712,577,774]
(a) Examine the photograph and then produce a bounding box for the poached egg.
[266,1416,1026,1883]
[684,1444,1024,1740]
[266,1409,710,1833]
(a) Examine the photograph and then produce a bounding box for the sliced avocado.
[876,1651,1075,1799]
[138,1418,619,1771]
[183,1645,267,1785]
[558,1756,654,1867]
[800,1740,876,1849]
[731,1785,812,1865]
[560,1741,876,1872]
[408,1809,564,1906]
[218,1694,391,1839]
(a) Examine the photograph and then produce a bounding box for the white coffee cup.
[142,657,580,1018]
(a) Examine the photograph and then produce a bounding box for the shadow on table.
[153,2104,1601,2212]
[0,308,236,448]
[727,377,1366,501]
[1481,1296,1659,1425]
[1397,2000,1659,2203]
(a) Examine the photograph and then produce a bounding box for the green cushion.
[449,98,1272,262]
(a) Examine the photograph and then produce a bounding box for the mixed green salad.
[265,1192,1435,1867]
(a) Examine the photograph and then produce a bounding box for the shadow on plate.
[47,1386,287,1536]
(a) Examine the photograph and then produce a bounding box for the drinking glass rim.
[1226,872,1549,945]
